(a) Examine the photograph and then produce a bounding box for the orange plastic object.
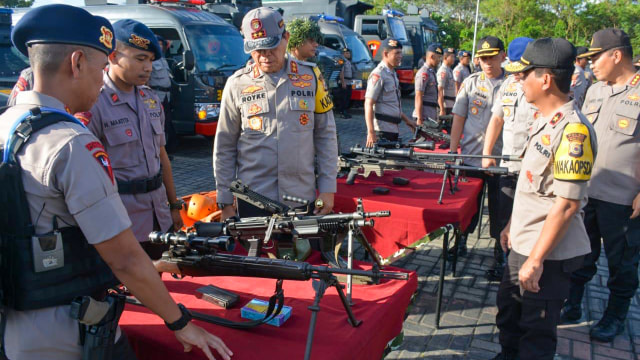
[179,191,221,230]
[187,194,217,220]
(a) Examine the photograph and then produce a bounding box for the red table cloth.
[120,254,417,360]
[334,169,483,260]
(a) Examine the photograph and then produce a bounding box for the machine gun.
[339,145,517,203]
[375,139,435,150]
[413,115,453,145]
[148,231,409,360]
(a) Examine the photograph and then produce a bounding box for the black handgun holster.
[70,293,126,360]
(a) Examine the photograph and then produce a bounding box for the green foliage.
[286,18,322,52]
[363,0,640,56]
[0,0,33,8]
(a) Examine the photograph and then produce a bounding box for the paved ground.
[169,99,639,360]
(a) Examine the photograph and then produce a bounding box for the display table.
[335,169,483,262]
[120,255,418,360]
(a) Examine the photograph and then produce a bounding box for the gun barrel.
[149,231,235,252]
[410,141,435,150]
[364,210,391,218]
[310,265,410,281]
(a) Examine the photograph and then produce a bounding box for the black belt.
[151,86,171,92]
[117,171,163,195]
[422,101,438,107]
[375,113,401,124]
[444,96,456,101]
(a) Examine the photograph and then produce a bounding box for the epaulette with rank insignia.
[629,73,640,87]
[549,112,563,126]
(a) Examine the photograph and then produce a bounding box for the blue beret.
[113,19,162,60]
[427,43,443,55]
[12,4,114,57]
[507,37,534,62]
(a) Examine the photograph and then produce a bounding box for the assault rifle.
[148,231,409,360]
[223,180,387,265]
[413,115,453,145]
[339,146,517,203]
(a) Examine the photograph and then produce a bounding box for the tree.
[0,0,34,7]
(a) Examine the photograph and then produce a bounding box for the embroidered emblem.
[278,19,284,28]
[630,74,640,86]
[290,61,298,74]
[139,89,145,97]
[144,98,157,109]
[618,119,629,129]
[473,99,483,107]
[470,106,478,115]
[299,113,310,126]
[477,86,488,92]
[503,107,511,117]
[388,39,398,47]
[370,73,380,85]
[111,93,119,102]
[587,114,594,122]
[253,66,260,78]
[481,41,490,49]
[129,34,150,49]
[251,30,266,39]
[526,170,533,184]
[85,141,114,184]
[502,98,513,104]
[250,19,262,31]
[74,112,92,126]
[550,112,562,126]
[299,99,309,110]
[292,81,311,88]
[125,129,133,137]
[566,132,586,158]
[248,103,262,115]
[506,83,517,92]
[541,134,550,146]
[300,74,313,81]
[628,94,640,101]
[288,74,300,81]
[99,26,113,50]
[533,111,541,120]
[242,85,263,94]
[248,116,263,131]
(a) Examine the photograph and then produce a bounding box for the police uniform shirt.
[412,63,438,121]
[437,63,456,108]
[214,56,338,206]
[0,91,131,360]
[582,71,640,206]
[510,101,596,260]
[365,61,402,133]
[570,65,588,109]
[491,74,539,173]
[87,72,172,243]
[343,58,353,80]
[149,57,172,102]
[452,71,505,166]
[453,62,471,86]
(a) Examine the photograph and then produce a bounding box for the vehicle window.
[361,19,382,36]
[387,17,407,41]
[0,45,29,77]
[185,24,249,73]
[344,34,372,64]
[323,36,342,51]
[150,28,184,64]
[422,27,438,47]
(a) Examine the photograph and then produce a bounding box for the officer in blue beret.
[0,5,232,360]
[86,19,185,260]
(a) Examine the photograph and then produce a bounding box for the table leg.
[451,228,459,277]
[477,182,487,241]
[347,226,354,305]
[435,227,449,329]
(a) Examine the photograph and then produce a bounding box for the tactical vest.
[0,108,117,311]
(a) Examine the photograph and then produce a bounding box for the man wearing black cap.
[337,47,354,119]
[561,28,640,343]
[569,46,589,108]
[495,37,596,360]
[413,43,442,126]
[214,7,337,225]
[453,50,472,93]
[365,38,416,146]
[0,5,232,360]
[86,19,183,261]
[437,47,456,117]
[449,35,506,259]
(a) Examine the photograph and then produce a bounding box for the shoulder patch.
[370,73,380,85]
[313,66,333,114]
[553,123,594,181]
[85,141,114,184]
[629,74,640,86]
[290,61,298,74]
[74,112,92,126]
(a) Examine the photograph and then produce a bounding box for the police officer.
[86,19,183,260]
[437,47,456,116]
[0,5,232,360]
[148,34,177,152]
[450,36,506,257]
[365,38,416,146]
[337,47,354,119]
[494,37,596,360]
[482,37,537,280]
[413,43,442,125]
[560,28,640,343]
[287,18,321,62]
[569,46,589,109]
[6,67,32,107]
[453,50,472,93]
[214,7,337,220]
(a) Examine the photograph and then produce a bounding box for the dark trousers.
[162,97,178,153]
[375,131,399,142]
[496,251,583,360]
[112,331,138,360]
[498,175,518,233]
[569,198,640,319]
[336,85,352,113]
[465,173,503,240]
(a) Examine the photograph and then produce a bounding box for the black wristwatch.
[165,303,192,331]
[169,199,185,210]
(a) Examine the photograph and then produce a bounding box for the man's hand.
[519,257,543,293]
[482,158,496,169]
[500,223,511,252]
[175,322,233,360]
[416,117,423,126]
[314,192,334,215]
[404,118,417,131]
[171,209,184,231]
[439,109,446,116]
[366,131,377,147]
[631,192,640,219]
[220,205,236,221]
